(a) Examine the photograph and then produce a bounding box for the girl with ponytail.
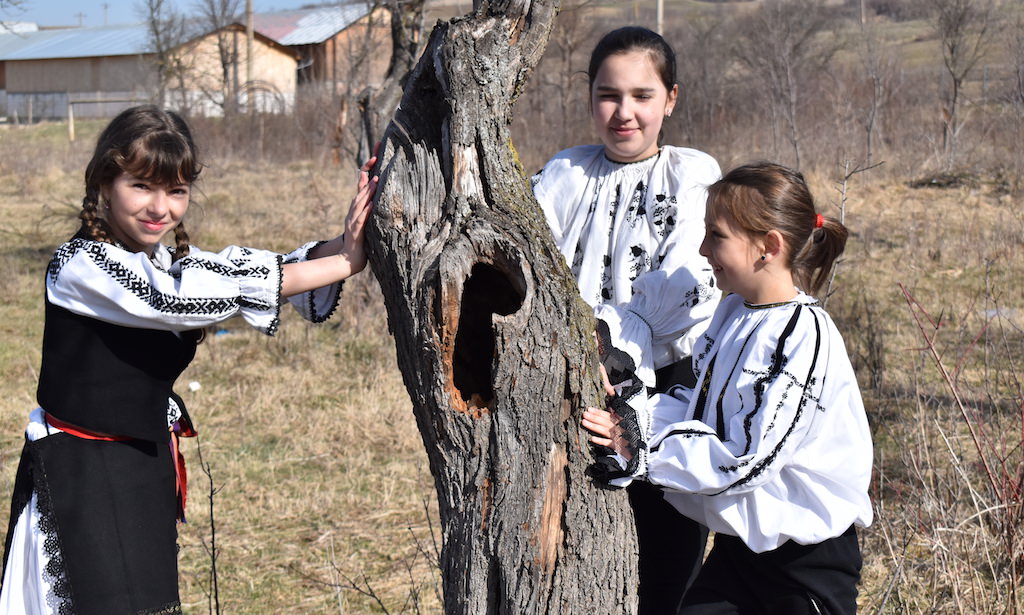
[1,105,377,614]
[583,162,872,614]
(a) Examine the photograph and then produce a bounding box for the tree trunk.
[365,2,638,613]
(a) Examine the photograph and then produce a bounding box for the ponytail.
[793,215,848,296]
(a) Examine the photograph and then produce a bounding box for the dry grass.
[811,168,1024,614]
[1,2,1023,612]
[2,116,1021,615]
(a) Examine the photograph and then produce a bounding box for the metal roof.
[0,5,368,62]
[0,23,151,61]
[252,5,369,46]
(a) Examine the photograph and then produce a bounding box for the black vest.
[37,297,199,442]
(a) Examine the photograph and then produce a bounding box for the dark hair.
[707,162,848,296]
[587,26,676,93]
[81,105,202,260]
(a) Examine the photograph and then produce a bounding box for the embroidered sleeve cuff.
[587,392,650,488]
[235,252,284,335]
[283,241,344,323]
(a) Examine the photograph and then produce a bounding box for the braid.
[171,221,205,344]
[173,223,191,262]
[79,196,114,244]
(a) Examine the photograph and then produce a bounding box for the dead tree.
[364,1,638,613]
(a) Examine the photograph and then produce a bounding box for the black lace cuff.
[587,389,646,485]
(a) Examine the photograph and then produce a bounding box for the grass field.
[1,1,1023,611]
[2,109,1021,613]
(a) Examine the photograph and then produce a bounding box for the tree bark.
[365,2,638,613]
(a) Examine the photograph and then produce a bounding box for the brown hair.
[707,162,848,296]
[587,26,676,93]
[81,105,202,261]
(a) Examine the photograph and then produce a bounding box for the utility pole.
[246,0,254,90]
[656,0,663,35]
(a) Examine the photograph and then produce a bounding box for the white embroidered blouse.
[46,237,342,335]
[632,292,874,553]
[531,144,721,377]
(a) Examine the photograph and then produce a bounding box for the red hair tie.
[814,213,824,228]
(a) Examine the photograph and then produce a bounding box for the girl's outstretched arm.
[280,157,379,298]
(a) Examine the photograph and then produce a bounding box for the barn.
[0,21,298,120]
[252,5,391,96]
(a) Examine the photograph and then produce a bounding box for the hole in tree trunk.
[452,262,524,407]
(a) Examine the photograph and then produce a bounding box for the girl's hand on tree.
[582,407,632,461]
[339,160,379,275]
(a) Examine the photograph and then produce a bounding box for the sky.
[3,0,324,28]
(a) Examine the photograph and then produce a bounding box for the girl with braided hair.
[0,105,377,614]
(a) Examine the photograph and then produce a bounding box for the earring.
[759,255,766,261]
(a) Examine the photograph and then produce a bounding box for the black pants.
[629,358,708,615]
[630,482,709,614]
[679,526,863,615]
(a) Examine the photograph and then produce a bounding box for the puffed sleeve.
[593,265,712,389]
[47,238,285,334]
[531,145,604,252]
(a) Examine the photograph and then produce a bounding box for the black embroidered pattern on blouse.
[713,307,823,495]
[626,180,647,228]
[651,193,678,238]
[653,305,826,495]
[49,239,274,316]
[178,257,270,280]
[628,244,650,281]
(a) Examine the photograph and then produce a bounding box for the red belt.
[43,412,130,441]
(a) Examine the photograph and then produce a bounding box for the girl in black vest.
[0,105,377,614]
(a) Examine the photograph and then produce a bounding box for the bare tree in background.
[365,0,639,612]
[348,0,426,164]
[1004,10,1024,184]
[929,0,998,170]
[853,10,901,166]
[523,0,599,154]
[671,8,731,149]
[139,0,189,108]
[195,0,243,116]
[732,0,839,169]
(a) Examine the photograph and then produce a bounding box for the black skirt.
[3,431,182,615]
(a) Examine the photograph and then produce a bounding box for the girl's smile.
[102,172,190,255]
[591,50,677,163]
[699,209,763,302]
